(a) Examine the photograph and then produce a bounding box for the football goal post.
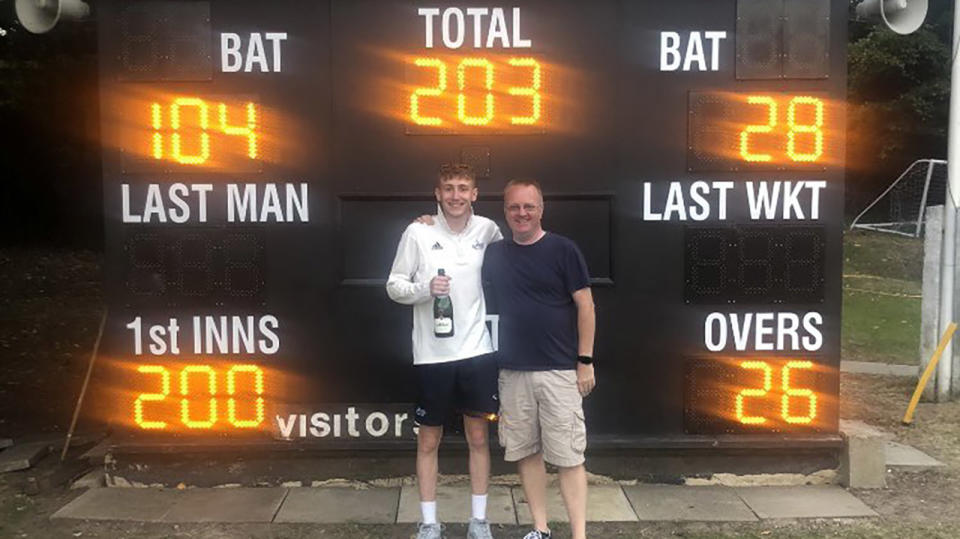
[850,159,948,238]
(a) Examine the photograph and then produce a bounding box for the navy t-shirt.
[482,232,590,371]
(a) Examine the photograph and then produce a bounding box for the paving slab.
[71,469,106,490]
[840,361,915,377]
[623,485,757,522]
[275,487,400,523]
[52,488,178,521]
[163,487,288,522]
[80,440,110,462]
[398,485,516,524]
[734,486,878,519]
[885,441,945,468]
[0,441,51,473]
[513,485,637,524]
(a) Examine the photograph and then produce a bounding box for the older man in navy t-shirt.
[482,179,596,539]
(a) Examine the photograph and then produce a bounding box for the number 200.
[134,364,265,430]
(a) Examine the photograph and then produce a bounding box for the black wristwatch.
[577,355,594,365]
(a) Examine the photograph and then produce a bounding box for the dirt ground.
[3,249,960,538]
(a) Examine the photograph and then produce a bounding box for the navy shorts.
[414,353,499,427]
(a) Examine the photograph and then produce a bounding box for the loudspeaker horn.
[856,0,928,35]
[15,0,90,34]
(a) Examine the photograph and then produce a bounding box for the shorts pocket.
[571,410,587,453]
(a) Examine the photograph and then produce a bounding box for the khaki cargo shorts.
[497,369,586,468]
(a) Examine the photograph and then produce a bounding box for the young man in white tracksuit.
[386,164,502,539]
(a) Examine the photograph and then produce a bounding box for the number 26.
[735,360,817,425]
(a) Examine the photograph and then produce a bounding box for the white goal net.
[850,159,948,238]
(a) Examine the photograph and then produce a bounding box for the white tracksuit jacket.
[386,209,502,365]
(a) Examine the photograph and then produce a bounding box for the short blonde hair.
[437,163,476,187]
[504,179,543,199]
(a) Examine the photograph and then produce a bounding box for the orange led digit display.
[150,103,163,160]
[738,96,824,164]
[226,364,266,428]
[735,361,772,424]
[169,97,211,164]
[406,55,545,134]
[134,365,171,430]
[180,365,218,429]
[689,92,836,171]
[118,94,264,173]
[786,97,824,163]
[685,357,834,434]
[131,363,267,431]
[739,96,777,163]
[457,58,495,125]
[781,360,817,424]
[735,360,818,426]
[218,102,259,159]
[410,58,446,126]
[507,57,541,125]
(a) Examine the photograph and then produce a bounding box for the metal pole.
[915,160,935,237]
[937,198,955,401]
[61,310,107,461]
[938,0,960,401]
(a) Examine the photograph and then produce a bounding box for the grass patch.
[844,229,925,282]
[842,229,923,365]
[842,289,921,364]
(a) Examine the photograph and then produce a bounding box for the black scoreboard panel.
[95,0,845,446]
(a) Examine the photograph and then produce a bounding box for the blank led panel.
[126,233,166,296]
[684,226,826,304]
[737,229,775,298]
[116,1,212,81]
[123,227,266,308]
[684,228,735,302]
[460,146,492,179]
[736,0,782,80]
[221,232,265,298]
[783,0,830,79]
[687,92,741,172]
[782,228,826,299]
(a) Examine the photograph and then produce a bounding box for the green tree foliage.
[846,0,953,213]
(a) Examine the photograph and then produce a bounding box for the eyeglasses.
[505,203,541,213]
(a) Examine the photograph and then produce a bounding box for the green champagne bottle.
[433,268,454,338]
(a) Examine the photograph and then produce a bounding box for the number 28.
[739,96,824,163]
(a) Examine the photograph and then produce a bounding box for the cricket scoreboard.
[96,0,845,448]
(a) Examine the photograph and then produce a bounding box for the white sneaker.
[467,517,493,538]
[417,522,443,539]
[521,530,550,539]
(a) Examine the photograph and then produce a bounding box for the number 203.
[410,57,541,126]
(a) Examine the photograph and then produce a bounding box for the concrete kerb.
[838,419,893,489]
[54,467,888,524]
